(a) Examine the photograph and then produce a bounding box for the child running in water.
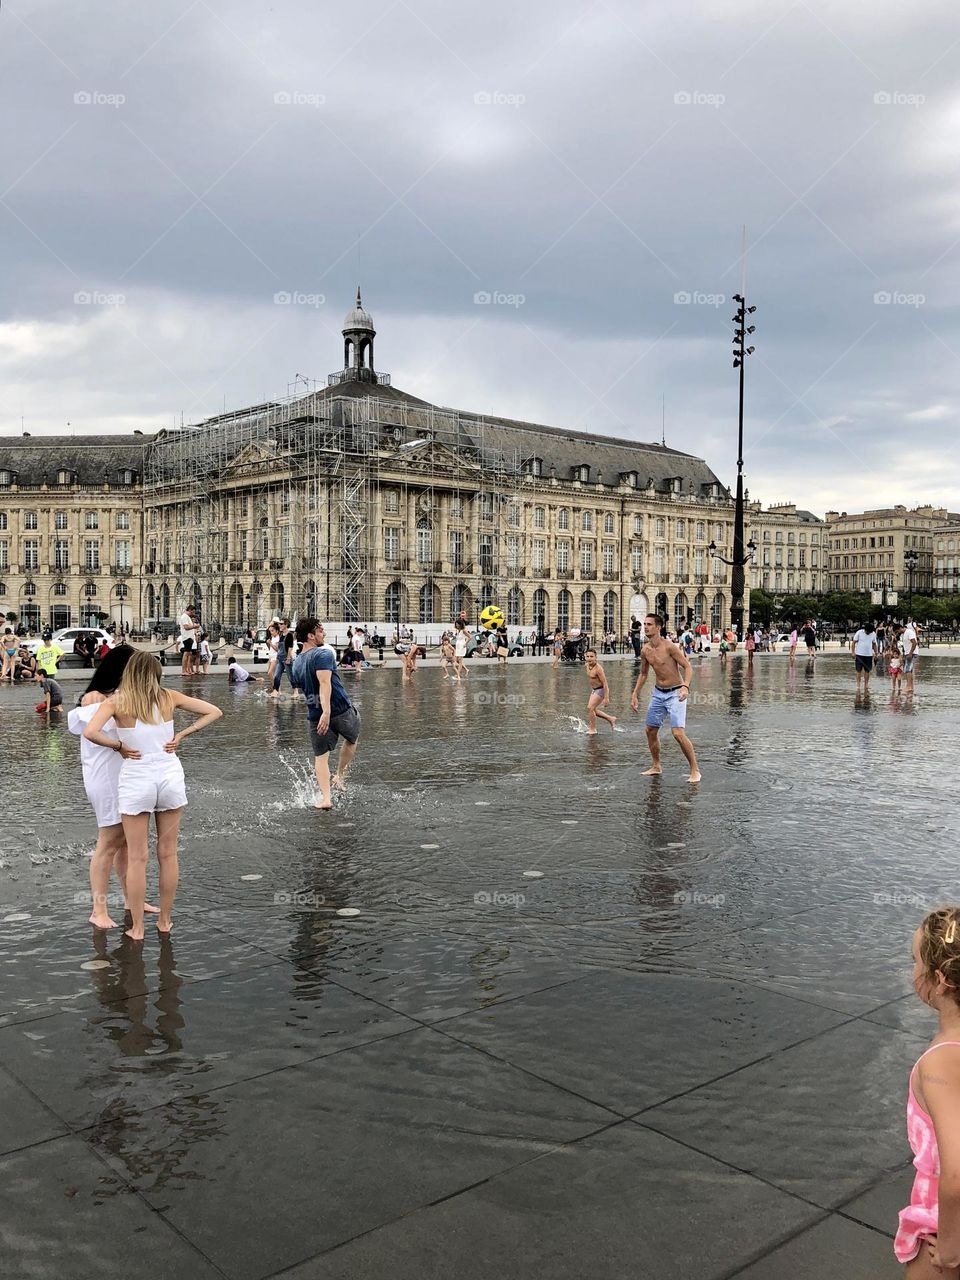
[84,651,221,940]
[584,648,616,734]
[440,632,455,678]
[895,908,960,1275]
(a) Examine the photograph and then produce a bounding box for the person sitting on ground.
[228,655,261,683]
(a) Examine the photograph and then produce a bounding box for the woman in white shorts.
[68,645,161,930]
[453,621,469,680]
[84,650,222,941]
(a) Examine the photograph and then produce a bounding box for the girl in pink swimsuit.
[896,908,960,1275]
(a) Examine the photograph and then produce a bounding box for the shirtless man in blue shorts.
[630,613,701,783]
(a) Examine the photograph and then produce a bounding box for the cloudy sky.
[2,0,959,515]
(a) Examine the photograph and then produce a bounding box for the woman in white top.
[68,645,159,930]
[84,650,222,941]
[452,621,469,681]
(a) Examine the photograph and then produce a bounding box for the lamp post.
[905,549,919,616]
[709,535,757,630]
[729,293,757,638]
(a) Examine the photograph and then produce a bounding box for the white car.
[26,626,114,655]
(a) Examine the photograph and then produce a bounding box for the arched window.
[674,592,687,633]
[450,583,472,621]
[580,590,594,633]
[711,592,724,631]
[52,582,67,597]
[533,587,547,631]
[159,583,170,617]
[557,508,570,531]
[478,584,493,613]
[229,583,243,625]
[384,581,402,625]
[694,591,707,624]
[145,583,156,619]
[115,583,128,599]
[250,580,264,625]
[303,579,317,618]
[269,580,284,613]
[506,585,523,625]
[84,582,97,598]
[655,591,668,622]
[603,590,616,632]
[557,589,571,630]
[416,517,433,564]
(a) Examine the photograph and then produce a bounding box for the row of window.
[0,582,128,598]
[0,540,131,571]
[831,535,928,550]
[0,469,137,488]
[760,551,819,568]
[753,574,820,591]
[0,511,130,531]
[752,529,820,545]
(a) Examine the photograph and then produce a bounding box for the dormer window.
[524,456,543,478]
[117,469,136,485]
[0,470,12,487]
[667,477,682,494]
[621,471,639,488]
[57,469,73,486]
[573,464,590,483]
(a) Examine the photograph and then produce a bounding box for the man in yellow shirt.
[35,633,64,675]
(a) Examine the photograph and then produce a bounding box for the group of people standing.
[850,619,920,695]
[68,646,221,940]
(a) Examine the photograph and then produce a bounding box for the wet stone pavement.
[1,651,956,1278]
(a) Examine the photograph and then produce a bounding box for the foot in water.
[687,770,702,783]
[314,796,333,810]
[89,911,118,929]
[331,774,347,793]
[641,765,662,776]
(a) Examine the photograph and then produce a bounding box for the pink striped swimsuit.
[895,1040,960,1263]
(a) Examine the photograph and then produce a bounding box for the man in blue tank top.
[291,619,361,810]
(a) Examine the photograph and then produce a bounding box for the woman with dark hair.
[67,646,158,929]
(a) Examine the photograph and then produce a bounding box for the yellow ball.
[479,605,505,632]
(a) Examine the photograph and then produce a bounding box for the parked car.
[26,626,113,655]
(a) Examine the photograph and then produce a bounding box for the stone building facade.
[823,505,959,597]
[0,438,147,632]
[747,501,825,597]
[0,295,744,636]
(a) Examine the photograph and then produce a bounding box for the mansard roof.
[0,434,150,486]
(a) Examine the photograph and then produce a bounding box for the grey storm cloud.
[1,0,960,511]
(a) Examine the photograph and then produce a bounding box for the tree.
[748,588,774,627]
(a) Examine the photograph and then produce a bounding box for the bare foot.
[687,770,702,783]
[641,765,662,775]
[331,774,347,793]
[144,903,161,914]
[89,912,117,929]
[124,925,144,941]
[608,715,618,726]
[156,918,173,935]
[314,797,333,810]
[586,728,598,735]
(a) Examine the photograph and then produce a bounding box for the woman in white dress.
[68,645,161,930]
[84,650,222,941]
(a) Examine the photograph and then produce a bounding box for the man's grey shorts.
[308,707,361,756]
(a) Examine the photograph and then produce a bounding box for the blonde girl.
[84,651,221,941]
[896,908,960,1276]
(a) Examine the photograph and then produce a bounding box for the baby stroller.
[561,635,585,663]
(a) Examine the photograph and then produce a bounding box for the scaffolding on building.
[141,384,527,633]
